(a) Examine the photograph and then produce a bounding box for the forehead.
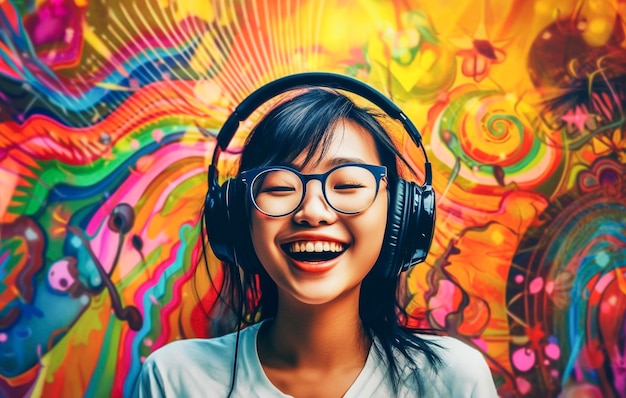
[294,120,382,171]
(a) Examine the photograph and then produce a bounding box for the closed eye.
[333,184,365,190]
[261,186,297,193]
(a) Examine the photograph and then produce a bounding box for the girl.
[133,76,498,397]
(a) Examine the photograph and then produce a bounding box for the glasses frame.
[240,163,388,217]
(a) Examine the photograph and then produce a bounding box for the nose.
[292,180,338,226]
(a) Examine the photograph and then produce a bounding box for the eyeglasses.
[240,163,387,217]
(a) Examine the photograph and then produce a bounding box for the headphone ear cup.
[229,180,265,275]
[407,183,435,269]
[377,178,436,278]
[205,174,237,264]
[397,181,436,272]
[377,179,411,278]
[204,171,265,274]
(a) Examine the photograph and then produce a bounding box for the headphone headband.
[205,72,436,275]
[211,72,431,186]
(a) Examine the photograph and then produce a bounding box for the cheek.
[249,212,280,266]
[249,213,267,253]
[350,197,388,264]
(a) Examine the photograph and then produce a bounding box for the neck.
[258,287,370,369]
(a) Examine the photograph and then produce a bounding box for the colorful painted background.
[1,0,625,396]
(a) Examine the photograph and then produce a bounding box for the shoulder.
[145,334,237,370]
[133,324,262,398]
[412,334,498,397]
[133,336,235,398]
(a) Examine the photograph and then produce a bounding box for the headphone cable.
[227,251,244,398]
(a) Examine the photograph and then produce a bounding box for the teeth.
[289,241,345,253]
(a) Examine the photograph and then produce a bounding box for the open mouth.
[282,241,347,262]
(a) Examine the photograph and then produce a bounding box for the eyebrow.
[329,157,368,166]
[285,157,369,170]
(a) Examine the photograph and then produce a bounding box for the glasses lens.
[325,165,379,213]
[251,169,303,216]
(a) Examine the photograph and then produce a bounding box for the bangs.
[239,89,350,171]
[237,87,406,185]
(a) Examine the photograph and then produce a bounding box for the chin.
[283,277,364,307]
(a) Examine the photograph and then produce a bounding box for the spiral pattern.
[430,87,566,194]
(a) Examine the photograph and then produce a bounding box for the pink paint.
[471,337,488,352]
[515,274,524,284]
[595,272,614,292]
[529,277,544,294]
[48,259,75,292]
[152,129,164,143]
[516,377,532,394]
[24,137,73,159]
[0,333,7,343]
[428,280,459,327]
[84,143,212,274]
[64,27,74,43]
[545,343,560,360]
[512,347,536,372]
[545,280,554,294]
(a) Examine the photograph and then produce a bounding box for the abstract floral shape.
[456,39,506,82]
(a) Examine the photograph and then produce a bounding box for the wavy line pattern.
[1,1,625,397]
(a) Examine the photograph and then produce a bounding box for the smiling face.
[249,120,388,306]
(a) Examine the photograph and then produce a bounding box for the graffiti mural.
[0,0,624,396]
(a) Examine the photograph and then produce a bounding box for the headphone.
[204,72,435,279]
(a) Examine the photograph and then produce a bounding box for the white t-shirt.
[133,321,498,397]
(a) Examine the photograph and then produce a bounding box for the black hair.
[202,87,442,395]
